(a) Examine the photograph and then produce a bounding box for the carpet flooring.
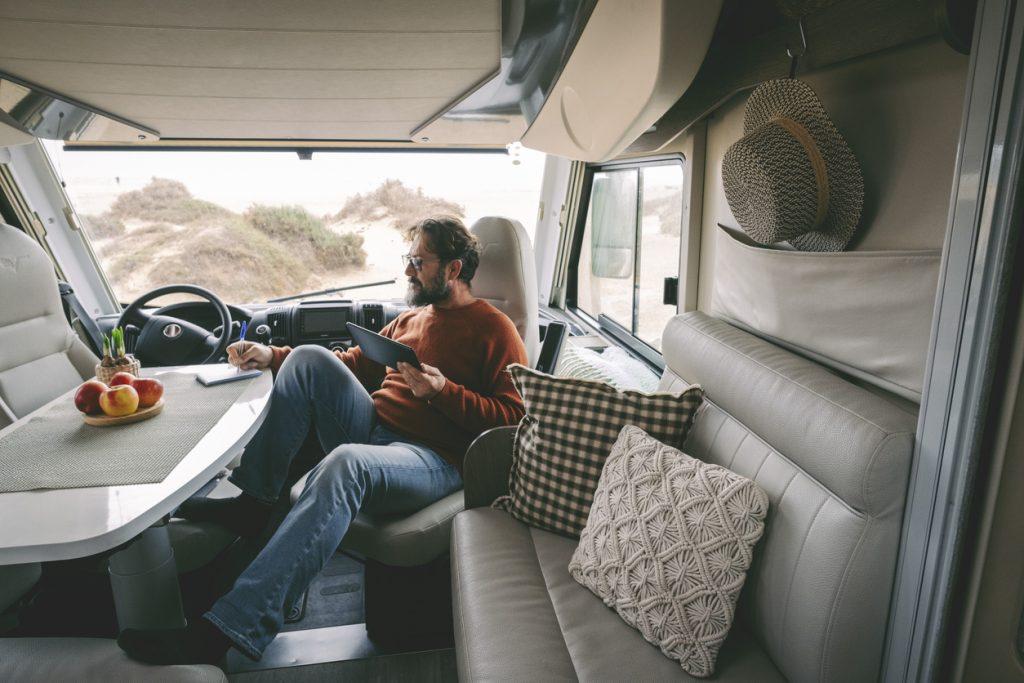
[280,553,365,632]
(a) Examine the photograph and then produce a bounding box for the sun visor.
[521,0,721,162]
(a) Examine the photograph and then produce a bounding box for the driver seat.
[0,222,234,572]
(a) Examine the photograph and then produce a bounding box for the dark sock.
[117,617,233,666]
[176,491,272,537]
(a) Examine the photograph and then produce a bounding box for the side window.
[572,159,685,357]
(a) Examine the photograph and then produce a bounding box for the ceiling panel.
[0,22,497,71]
[138,120,425,140]
[0,0,497,33]
[82,94,449,124]
[0,59,492,99]
[0,1,500,141]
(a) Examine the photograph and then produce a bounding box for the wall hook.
[786,18,808,79]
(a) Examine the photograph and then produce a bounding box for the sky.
[43,142,547,238]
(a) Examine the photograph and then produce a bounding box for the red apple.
[109,371,136,386]
[131,377,164,408]
[74,379,108,415]
[99,384,139,417]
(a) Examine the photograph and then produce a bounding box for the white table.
[0,365,273,629]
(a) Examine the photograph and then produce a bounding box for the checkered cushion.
[493,364,704,537]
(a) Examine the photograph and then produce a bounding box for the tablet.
[346,322,421,370]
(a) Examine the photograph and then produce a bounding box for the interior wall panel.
[696,38,968,311]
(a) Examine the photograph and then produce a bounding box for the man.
[119,216,528,664]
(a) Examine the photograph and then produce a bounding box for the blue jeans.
[205,345,462,659]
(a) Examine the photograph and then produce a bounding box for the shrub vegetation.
[108,178,231,224]
[81,213,125,240]
[334,178,464,230]
[245,204,365,269]
[646,194,683,236]
[89,177,368,303]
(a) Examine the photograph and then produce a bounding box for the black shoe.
[117,618,232,666]
[176,492,272,537]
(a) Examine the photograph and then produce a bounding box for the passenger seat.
[0,222,235,572]
[287,216,541,645]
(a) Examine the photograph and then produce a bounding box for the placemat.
[0,370,257,493]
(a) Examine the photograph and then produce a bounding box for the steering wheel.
[117,284,233,366]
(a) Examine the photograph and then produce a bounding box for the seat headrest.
[470,217,540,365]
[0,222,98,417]
[0,223,64,329]
[662,311,916,515]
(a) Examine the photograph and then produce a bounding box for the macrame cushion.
[569,425,769,678]
[494,365,703,538]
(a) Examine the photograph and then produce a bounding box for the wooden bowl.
[84,399,164,427]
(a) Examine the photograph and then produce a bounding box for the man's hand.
[227,341,273,370]
[398,362,446,400]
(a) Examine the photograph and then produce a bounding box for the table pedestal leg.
[108,524,186,631]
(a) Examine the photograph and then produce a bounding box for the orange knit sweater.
[270,299,528,471]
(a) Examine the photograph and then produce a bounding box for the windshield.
[43,143,545,305]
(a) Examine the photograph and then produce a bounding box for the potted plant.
[95,327,141,383]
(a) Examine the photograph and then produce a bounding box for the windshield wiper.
[267,278,398,303]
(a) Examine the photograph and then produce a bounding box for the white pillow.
[556,344,660,393]
[569,425,769,677]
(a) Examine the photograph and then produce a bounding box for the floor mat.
[280,553,365,632]
[226,647,457,682]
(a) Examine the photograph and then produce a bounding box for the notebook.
[195,364,263,387]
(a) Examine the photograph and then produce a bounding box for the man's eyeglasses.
[401,254,441,271]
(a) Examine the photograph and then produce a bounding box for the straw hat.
[722,79,864,251]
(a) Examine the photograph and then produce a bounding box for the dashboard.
[98,298,409,355]
[252,299,404,350]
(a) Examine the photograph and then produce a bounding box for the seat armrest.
[463,426,516,509]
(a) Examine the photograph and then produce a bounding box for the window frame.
[41,143,547,308]
[566,154,686,369]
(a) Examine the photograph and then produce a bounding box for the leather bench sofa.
[451,312,917,682]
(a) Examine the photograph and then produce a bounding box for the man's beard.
[406,270,451,306]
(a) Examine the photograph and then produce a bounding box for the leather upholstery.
[0,223,96,419]
[659,312,916,682]
[451,311,916,682]
[336,490,463,567]
[164,521,237,574]
[76,520,237,575]
[290,474,464,567]
[462,426,516,509]
[452,508,784,682]
[0,563,40,612]
[469,217,540,366]
[0,638,226,682]
[452,509,577,682]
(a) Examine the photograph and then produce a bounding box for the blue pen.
[239,320,249,341]
[237,321,250,363]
